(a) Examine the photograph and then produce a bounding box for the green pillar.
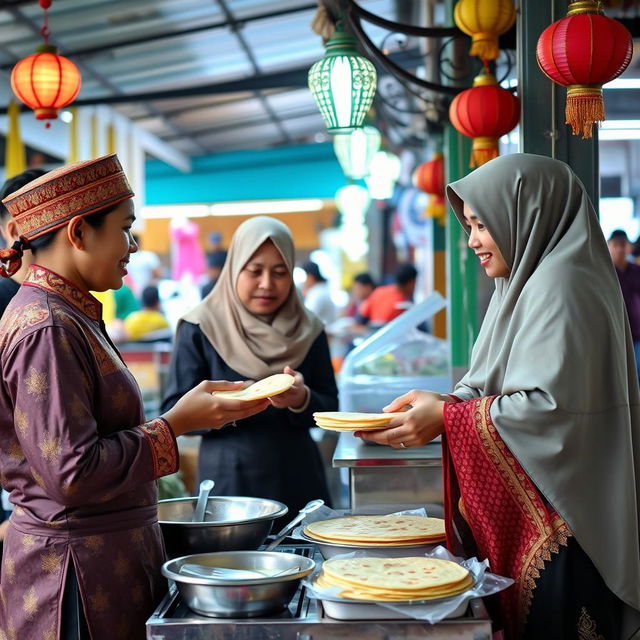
[446,129,476,371]
[444,0,477,375]
[518,0,599,210]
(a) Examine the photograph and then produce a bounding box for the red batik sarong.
[443,396,571,639]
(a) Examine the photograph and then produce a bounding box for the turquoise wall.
[145,142,346,205]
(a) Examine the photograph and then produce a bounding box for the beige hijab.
[182,216,323,379]
[446,154,640,611]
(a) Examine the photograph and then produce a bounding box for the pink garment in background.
[171,219,206,281]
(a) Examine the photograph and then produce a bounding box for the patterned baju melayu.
[0,265,178,640]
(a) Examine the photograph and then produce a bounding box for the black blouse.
[161,321,338,514]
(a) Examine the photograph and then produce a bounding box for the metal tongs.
[264,498,324,550]
[179,564,301,580]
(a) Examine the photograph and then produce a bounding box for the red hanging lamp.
[412,152,446,223]
[536,1,632,139]
[11,0,81,127]
[449,69,520,168]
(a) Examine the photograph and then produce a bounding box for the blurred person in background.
[608,228,640,380]
[127,232,162,294]
[301,260,336,325]
[162,217,337,521]
[124,285,171,342]
[201,250,227,298]
[354,263,417,329]
[0,168,47,553]
[343,272,376,318]
[0,169,46,316]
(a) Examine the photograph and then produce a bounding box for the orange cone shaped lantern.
[449,71,520,168]
[536,1,632,139]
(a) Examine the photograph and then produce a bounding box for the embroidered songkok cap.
[2,153,133,242]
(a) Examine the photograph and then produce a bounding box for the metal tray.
[320,595,468,621]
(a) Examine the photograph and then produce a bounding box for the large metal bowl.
[162,550,315,617]
[158,496,288,559]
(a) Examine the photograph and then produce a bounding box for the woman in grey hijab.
[358,154,640,639]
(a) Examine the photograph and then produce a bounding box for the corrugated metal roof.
[0,0,399,156]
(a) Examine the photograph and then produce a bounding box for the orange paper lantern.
[536,1,632,139]
[413,152,447,224]
[413,153,445,196]
[11,44,81,123]
[449,71,520,168]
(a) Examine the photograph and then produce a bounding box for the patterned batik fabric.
[443,396,571,639]
[0,265,178,640]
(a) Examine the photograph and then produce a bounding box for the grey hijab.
[446,153,640,611]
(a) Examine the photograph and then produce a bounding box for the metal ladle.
[192,479,215,523]
[265,498,324,550]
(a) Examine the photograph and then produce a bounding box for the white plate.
[299,530,441,559]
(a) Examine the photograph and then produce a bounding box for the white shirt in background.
[304,282,337,325]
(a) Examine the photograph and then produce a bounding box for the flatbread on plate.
[304,515,445,543]
[315,556,473,601]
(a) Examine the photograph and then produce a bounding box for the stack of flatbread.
[213,373,294,401]
[315,556,474,601]
[303,515,446,547]
[312,411,404,432]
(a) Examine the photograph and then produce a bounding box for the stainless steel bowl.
[158,496,288,559]
[161,550,315,617]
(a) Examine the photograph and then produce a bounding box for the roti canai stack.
[213,373,294,401]
[312,411,404,432]
[315,557,473,601]
[303,515,446,546]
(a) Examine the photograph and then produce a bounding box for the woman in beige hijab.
[358,154,640,639]
[162,216,337,517]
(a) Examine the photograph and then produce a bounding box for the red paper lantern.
[413,152,447,223]
[536,1,632,139]
[413,152,444,196]
[449,71,520,168]
[11,44,81,123]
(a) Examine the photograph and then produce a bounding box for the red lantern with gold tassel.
[449,70,520,168]
[412,152,446,224]
[536,1,632,139]
[10,0,81,126]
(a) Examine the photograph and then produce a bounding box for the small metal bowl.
[158,496,288,559]
[162,550,315,618]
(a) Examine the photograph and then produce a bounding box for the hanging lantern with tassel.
[453,0,516,61]
[449,69,520,168]
[536,1,632,139]
[11,0,81,127]
[413,152,446,224]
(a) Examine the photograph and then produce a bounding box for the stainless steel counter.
[146,544,492,640]
[332,433,443,515]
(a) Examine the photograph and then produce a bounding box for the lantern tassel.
[426,195,446,220]
[566,86,604,139]
[470,136,499,168]
[469,34,499,61]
